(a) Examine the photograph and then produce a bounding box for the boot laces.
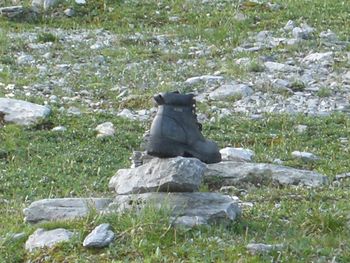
[191,99,202,131]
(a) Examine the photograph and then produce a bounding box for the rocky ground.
[1,0,350,262]
[1,3,349,121]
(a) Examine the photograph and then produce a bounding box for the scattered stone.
[205,161,328,188]
[264,61,300,73]
[23,198,113,223]
[32,0,60,10]
[291,151,319,161]
[220,147,255,162]
[335,172,350,181]
[168,16,180,22]
[17,54,35,65]
[117,108,141,121]
[246,243,284,255]
[255,30,272,43]
[64,8,74,17]
[235,57,251,67]
[108,192,241,228]
[208,83,253,101]
[25,228,74,252]
[2,232,26,242]
[66,106,81,116]
[283,20,296,31]
[0,5,24,18]
[51,126,67,132]
[11,232,26,240]
[83,223,115,248]
[95,122,115,138]
[266,2,281,11]
[302,52,333,65]
[292,23,314,40]
[234,12,247,21]
[295,124,308,133]
[320,30,338,43]
[109,157,206,194]
[343,71,350,82]
[0,98,51,126]
[90,42,103,50]
[184,75,224,86]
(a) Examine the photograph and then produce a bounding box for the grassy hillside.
[1,0,350,262]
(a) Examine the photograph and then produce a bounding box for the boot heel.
[147,137,185,158]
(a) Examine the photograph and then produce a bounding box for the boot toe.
[191,140,221,164]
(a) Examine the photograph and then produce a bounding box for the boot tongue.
[156,92,194,106]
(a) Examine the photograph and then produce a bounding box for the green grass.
[1,113,350,262]
[1,0,350,262]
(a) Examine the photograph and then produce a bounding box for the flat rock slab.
[108,192,241,228]
[205,161,328,188]
[109,157,206,194]
[25,228,74,252]
[23,198,113,223]
[0,98,51,126]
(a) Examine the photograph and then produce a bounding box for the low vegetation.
[1,0,350,262]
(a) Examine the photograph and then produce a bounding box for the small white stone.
[51,126,67,132]
[295,125,308,133]
[184,75,224,86]
[220,147,255,162]
[208,83,253,100]
[64,8,75,17]
[25,228,74,252]
[169,16,180,22]
[273,158,284,165]
[291,151,319,161]
[247,243,284,255]
[67,107,81,116]
[95,122,115,138]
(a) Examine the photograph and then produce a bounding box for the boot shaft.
[151,104,204,144]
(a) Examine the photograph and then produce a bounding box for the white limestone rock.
[0,98,51,126]
[51,126,67,132]
[25,228,74,252]
[95,122,115,138]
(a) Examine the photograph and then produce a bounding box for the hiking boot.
[146,91,221,164]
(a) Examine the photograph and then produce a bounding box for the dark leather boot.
[146,91,221,164]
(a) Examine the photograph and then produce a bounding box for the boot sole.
[147,137,219,164]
